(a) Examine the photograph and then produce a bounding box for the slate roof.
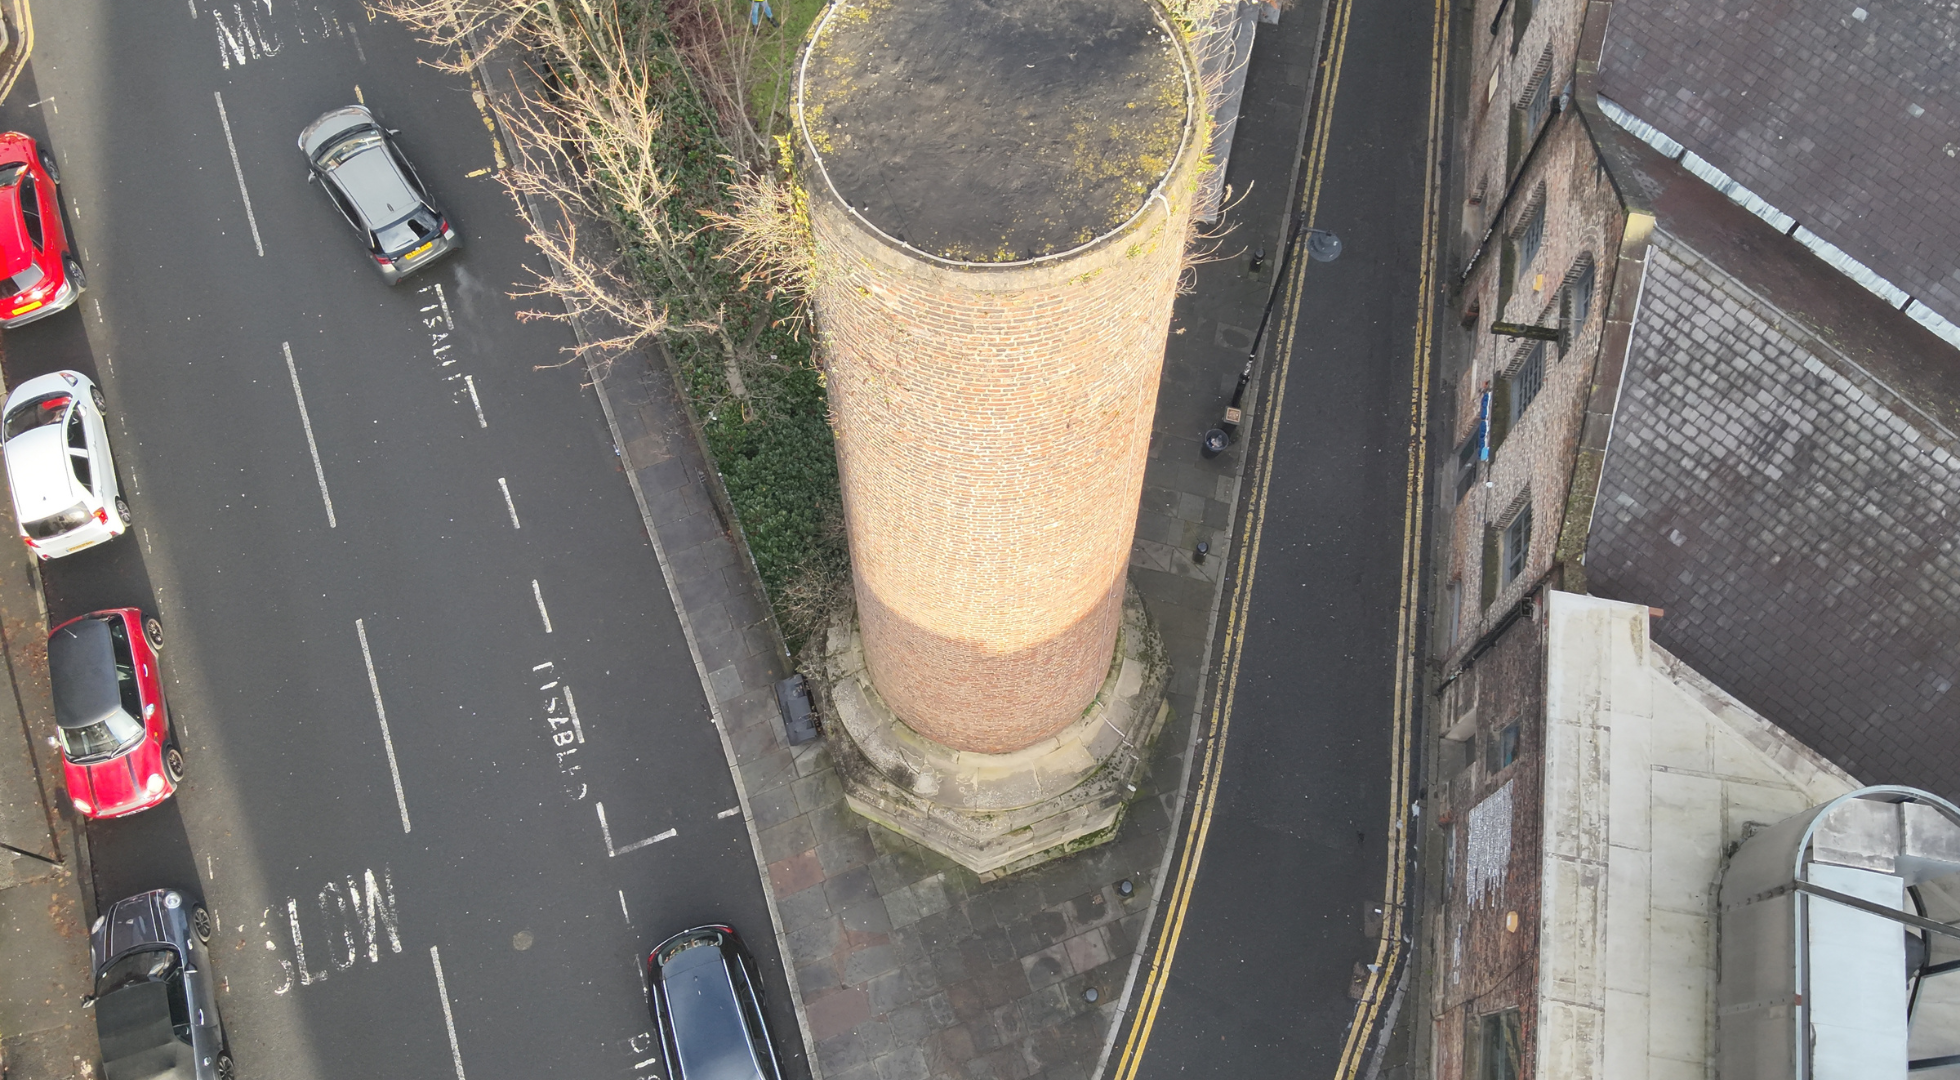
[1596,0,1960,318]
[1586,229,1960,797]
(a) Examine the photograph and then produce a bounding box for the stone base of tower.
[815,583,1170,878]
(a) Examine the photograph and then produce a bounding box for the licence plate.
[11,300,42,315]
[405,241,434,261]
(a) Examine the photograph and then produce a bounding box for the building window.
[1522,69,1551,143]
[1502,503,1532,585]
[1563,257,1595,345]
[1508,341,1545,427]
[1468,1009,1524,1080]
[1455,425,1482,503]
[1511,0,1535,48]
[1486,720,1521,772]
[1514,195,1545,276]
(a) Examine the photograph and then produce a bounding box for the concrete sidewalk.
[472,4,1327,1075]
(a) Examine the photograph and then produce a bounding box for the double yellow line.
[1110,0,1449,1071]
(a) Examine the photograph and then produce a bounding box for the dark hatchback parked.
[298,105,458,284]
[88,889,233,1080]
[648,925,782,1080]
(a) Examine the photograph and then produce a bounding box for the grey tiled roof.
[1596,0,1960,316]
[1586,234,1960,797]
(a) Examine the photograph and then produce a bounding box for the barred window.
[1567,258,1595,335]
[1502,504,1532,585]
[1515,196,1545,274]
[1508,341,1545,426]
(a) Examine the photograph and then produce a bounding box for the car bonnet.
[4,424,79,520]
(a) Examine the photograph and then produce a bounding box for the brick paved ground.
[1585,232,1960,799]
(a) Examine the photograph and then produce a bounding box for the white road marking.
[430,946,469,1080]
[596,802,616,855]
[433,282,454,329]
[355,619,412,833]
[618,890,630,924]
[102,351,113,372]
[92,298,102,323]
[531,580,553,633]
[531,661,553,672]
[189,0,197,18]
[614,829,677,857]
[498,477,521,528]
[282,343,337,527]
[142,528,153,555]
[563,685,585,744]
[717,806,741,820]
[207,855,214,879]
[349,27,366,64]
[213,92,264,256]
[633,1059,658,1071]
[464,375,487,428]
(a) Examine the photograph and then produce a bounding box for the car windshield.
[3,393,69,440]
[0,262,45,300]
[374,212,435,256]
[95,948,178,999]
[319,130,382,170]
[23,501,92,540]
[60,710,142,762]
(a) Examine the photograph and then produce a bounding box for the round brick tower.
[799,0,1199,757]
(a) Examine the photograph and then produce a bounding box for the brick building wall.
[1438,0,1628,659]
[1432,606,1547,1080]
[805,147,1200,755]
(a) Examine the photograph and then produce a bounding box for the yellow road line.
[1331,0,1450,1072]
[1109,0,1356,1074]
[0,0,36,108]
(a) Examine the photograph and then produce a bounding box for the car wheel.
[144,616,164,652]
[192,904,214,943]
[214,1051,235,1080]
[90,385,107,412]
[114,497,131,526]
[38,149,59,185]
[64,255,86,294]
[164,746,185,784]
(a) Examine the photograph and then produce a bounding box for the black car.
[298,105,459,284]
[648,925,782,1080]
[87,889,233,1080]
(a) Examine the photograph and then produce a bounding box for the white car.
[2,370,127,559]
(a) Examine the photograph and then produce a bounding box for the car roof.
[4,424,79,520]
[329,144,420,230]
[665,959,764,1080]
[50,615,123,731]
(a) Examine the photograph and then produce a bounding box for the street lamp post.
[1208,212,1341,452]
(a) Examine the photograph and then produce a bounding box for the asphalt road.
[3,4,804,1079]
[1129,0,1439,1073]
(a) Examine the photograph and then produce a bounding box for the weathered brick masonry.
[799,0,1201,754]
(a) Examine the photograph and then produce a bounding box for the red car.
[0,132,82,328]
[49,609,178,819]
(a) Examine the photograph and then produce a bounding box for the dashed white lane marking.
[282,343,338,528]
[212,92,264,257]
[618,890,630,924]
[596,802,616,855]
[563,685,585,744]
[355,619,412,833]
[350,28,366,64]
[429,946,469,1080]
[531,580,553,634]
[463,375,487,428]
[142,528,153,555]
[188,0,196,18]
[633,1058,658,1071]
[614,829,677,857]
[92,298,102,323]
[498,477,521,528]
[434,282,454,329]
[206,855,214,880]
[717,806,741,820]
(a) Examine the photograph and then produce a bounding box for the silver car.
[87,889,233,1080]
[299,105,459,284]
[2,370,128,559]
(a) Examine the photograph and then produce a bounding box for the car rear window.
[0,261,45,299]
[23,501,90,539]
[4,393,69,439]
[375,212,436,256]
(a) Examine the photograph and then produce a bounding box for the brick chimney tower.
[800,0,1198,872]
